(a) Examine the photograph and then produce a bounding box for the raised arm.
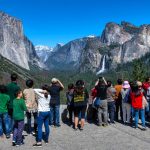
[34,89,45,98]
[57,79,64,89]
[102,77,107,85]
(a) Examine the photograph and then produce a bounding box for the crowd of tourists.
[0,73,150,147]
[0,73,64,147]
[88,77,150,130]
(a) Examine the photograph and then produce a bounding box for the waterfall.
[96,55,106,75]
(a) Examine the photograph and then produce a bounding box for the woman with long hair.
[33,85,51,147]
[130,81,147,130]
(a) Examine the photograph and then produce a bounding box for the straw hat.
[51,78,58,84]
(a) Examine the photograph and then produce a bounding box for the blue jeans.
[145,101,149,112]
[134,109,145,128]
[131,106,134,118]
[8,108,14,133]
[108,101,115,123]
[0,113,10,136]
[50,105,60,126]
[37,111,50,142]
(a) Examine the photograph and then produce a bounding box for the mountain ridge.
[0,11,44,70]
[44,21,150,74]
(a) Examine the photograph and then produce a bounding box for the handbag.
[93,97,101,108]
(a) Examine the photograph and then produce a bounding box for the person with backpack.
[66,83,74,126]
[49,78,64,127]
[23,79,38,135]
[0,85,10,139]
[6,73,20,133]
[114,79,123,122]
[107,81,116,124]
[33,85,51,147]
[130,81,147,130]
[95,77,108,126]
[73,80,89,131]
[121,81,131,125]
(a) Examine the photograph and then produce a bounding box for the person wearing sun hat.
[121,81,131,124]
[51,78,58,84]
[48,78,64,127]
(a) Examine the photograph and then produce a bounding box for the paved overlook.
[0,122,150,150]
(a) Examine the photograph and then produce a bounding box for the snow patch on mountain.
[87,35,96,38]
[35,45,53,62]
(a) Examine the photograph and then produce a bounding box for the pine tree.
[132,59,147,81]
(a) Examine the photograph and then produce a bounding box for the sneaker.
[123,121,126,125]
[97,123,102,127]
[68,122,73,126]
[80,127,84,131]
[21,142,25,145]
[45,141,49,144]
[6,135,11,139]
[32,132,36,136]
[10,132,13,135]
[74,127,78,131]
[12,142,16,146]
[16,144,21,147]
[54,124,61,128]
[141,126,147,131]
[103,123,108,127]
[33,143,42,147]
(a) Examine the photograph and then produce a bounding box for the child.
[0,85,10,139]
[12,89,27,146]
[66,83,74,126]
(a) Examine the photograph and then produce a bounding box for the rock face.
[0,11,41,70]
[110,24,150,68]
[101,22,133,45]
[46,21,150,73]
[46,37,103,72]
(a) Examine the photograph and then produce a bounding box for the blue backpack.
[123,90,131,103]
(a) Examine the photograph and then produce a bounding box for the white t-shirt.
[34,89,50,112]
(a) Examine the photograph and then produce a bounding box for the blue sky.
[0,0,150,47]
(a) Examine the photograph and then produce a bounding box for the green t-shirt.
[0,93,10,113]
[13,98,27,120]
[6,82,20,109]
